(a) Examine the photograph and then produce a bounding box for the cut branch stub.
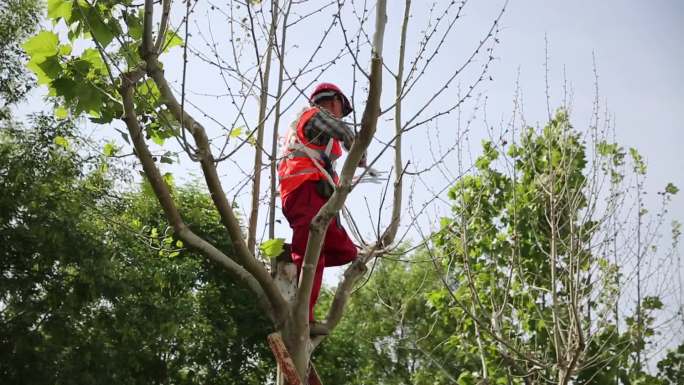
[267,332,303,385]
[272,243,297,304]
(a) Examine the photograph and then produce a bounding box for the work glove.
[316,179,334,199]
[312,108,354,150]
[316,154,335,198]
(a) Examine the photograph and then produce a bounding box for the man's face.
[326,96,344,118]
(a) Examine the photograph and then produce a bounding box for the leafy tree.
[433,110,680,384]
[2,109,679,384]
[0,0,41,118]
[656,343,684,385]
[315,252,476,385]
[0,116,274,384]
[0,114,116,383]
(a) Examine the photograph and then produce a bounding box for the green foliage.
[47,0,73,21]
[229,126,244,138]
[0,0,41,117]
[657,343,684,384]
[163,30,184,51]
[664,182,679,195]
[629,147,647,175]
[1,110,678,383]
[0,118,273,384]
[597,139,626,183]
[433,109,674,383]
[23,0,185,127]
[103,141,116,156]
[315,252,472,385]
[23,21,119,119]
[54,134,69,148]
[23,31,61,84]
[259,238,285,259]
[315,247,683,385]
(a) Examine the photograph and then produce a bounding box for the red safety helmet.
[310,82,353,117]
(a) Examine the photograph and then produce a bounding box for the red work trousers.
[282,181,358,321]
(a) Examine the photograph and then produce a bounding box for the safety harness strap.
[279,168,320,179]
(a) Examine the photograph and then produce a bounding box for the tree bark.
[247,0,278,254]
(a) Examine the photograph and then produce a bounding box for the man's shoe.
[309,321,330,336]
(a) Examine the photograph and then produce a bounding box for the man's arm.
[303,108,368,168]
[302,108,354,150]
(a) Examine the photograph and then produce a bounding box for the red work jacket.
[277,107,342,202]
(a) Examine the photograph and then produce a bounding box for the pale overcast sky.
[491,0,683,212]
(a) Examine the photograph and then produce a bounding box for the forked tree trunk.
[270,246,320,384]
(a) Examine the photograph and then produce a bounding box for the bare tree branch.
[141,0,288,324]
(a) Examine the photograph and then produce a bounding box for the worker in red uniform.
[278,83,362,322]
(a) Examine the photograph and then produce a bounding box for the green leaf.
[629,147,647,174]
[162,30,183,52]
[456,371,475,385]
[54,136,69,148]
[150,131,165,146]
[80,48,107,74]
[229,127,244,138]
[74,83,103,114]
[51,77,78,101]
[125,10,143,40]
[665,183,679,195]
[87,108,102,119]
[163,172,174,188]
[23,31,60,61]
[67,19,83,41]
[85,7,115,48]
[137,78,161,101]
[475,155,491,170]
[24,31,63,85]
[29,56,63,85]
[103,142,116,156]
[55,107,69,119]
[48,0,72,21]
[59,44,73,55]
[259,238,285,259]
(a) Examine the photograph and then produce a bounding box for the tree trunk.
[271,246,312,384]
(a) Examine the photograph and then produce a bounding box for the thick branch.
[247,0,278,253]
[118,68,275,321]
[141,0,287,324]
[153,0,171,53]
[269,1,292,239]
[296,0,388,332]
[380,0,410,247]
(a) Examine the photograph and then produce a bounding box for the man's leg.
[321,215,357,267]
[290,219,356,321]
[282,181,358,320]
[282,181,327,321]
